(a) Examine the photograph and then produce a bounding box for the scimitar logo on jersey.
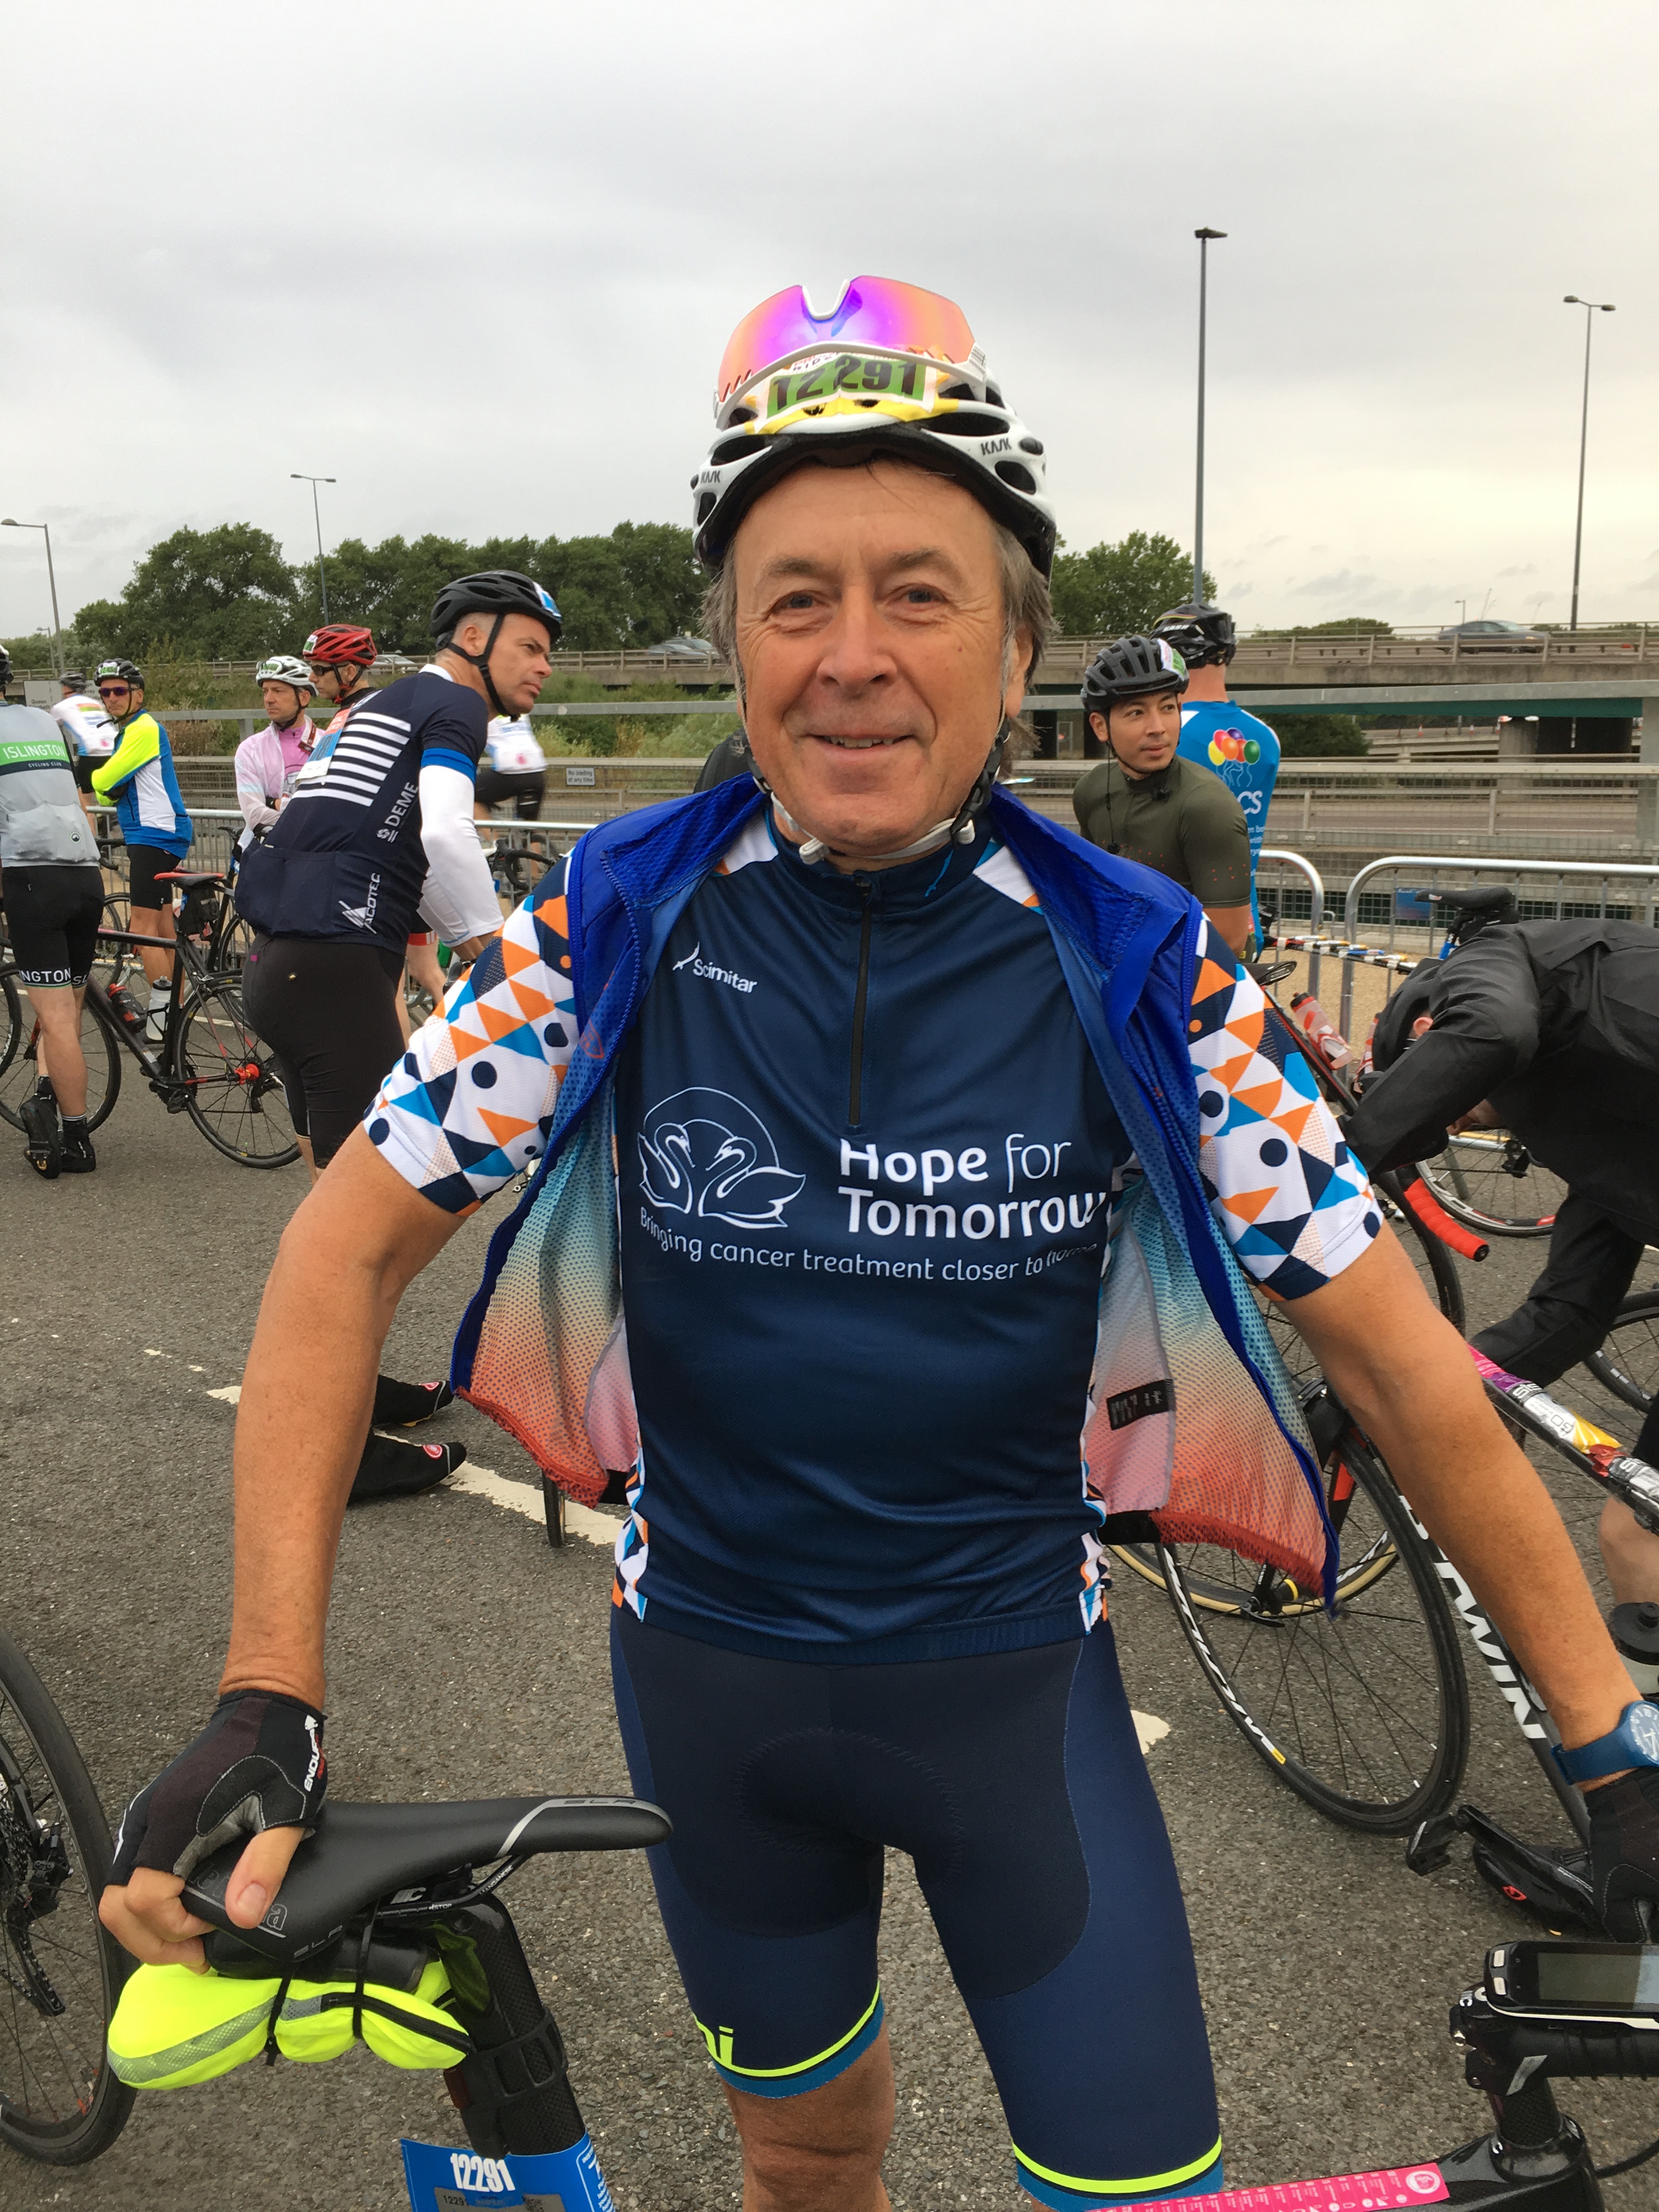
[639,1087,804,1228]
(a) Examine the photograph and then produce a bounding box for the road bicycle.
[95,842,254,995]
[1109,939,1659,1866]
[0,1627,133,2166]
[165,1787,1659,2210]
[0,870,298,1169]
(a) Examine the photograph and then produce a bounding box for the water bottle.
[1610,1602,1659,1700]
[1290,992,1354,1070]
[105,981,144,1032]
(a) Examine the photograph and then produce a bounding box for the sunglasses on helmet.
[716,275,977,407]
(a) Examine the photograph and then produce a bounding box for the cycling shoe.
[348,1435,466,1505]
[60,1133,97,1173]
[1464,1804,1599,1931]
[20,1093,62,1179]
[371,1376,456,1427]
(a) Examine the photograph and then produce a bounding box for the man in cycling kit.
[1153,606,1279,946]
[233,573,557,1493]
[0,650,104,1175]
[104,280,1659,2210]
[88,659,192,1047]
[1071,636,1254,958]
[50,668,115,825]
[305,624,448,1042]
[1346,920,1659,1600]
[234,657,318,848]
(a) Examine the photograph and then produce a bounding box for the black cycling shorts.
[611,1609,1221,2206]
[2,865,104,988]
[127,843,187,911]
[72,753,105,794]
[475,765,546,820]
[241,934,404,1163]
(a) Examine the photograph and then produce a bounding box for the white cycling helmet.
[255,654,317,696]
[692,274,1057,578]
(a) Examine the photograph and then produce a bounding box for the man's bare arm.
[221,1126,467,1705]
[100,1130,465,1963]
[1204,903,1252,959]
[1286,1226,1632,1753]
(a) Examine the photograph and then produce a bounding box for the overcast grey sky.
[4,0,1655,639]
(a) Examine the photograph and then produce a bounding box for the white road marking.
[207,1384,241,1403]
[1133,1710,1171,1754]
[450,1462,622,1550]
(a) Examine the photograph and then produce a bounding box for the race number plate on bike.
[1119,2170,1447,2212]
[400,2135,614,2212]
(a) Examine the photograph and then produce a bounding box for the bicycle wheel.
[172,979,299,1167]
[211,905,256,981]
[0,980,121,1136]
[1419,1131,1562,1237]
[92,895,132,991]
[0,1629,134,2164]
[0,969,20,1085]
[1587,1290,1659,1418]
[1156,1429,1469,1833]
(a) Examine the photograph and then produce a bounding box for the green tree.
[75,523,302,661]
[1259,712,1369,757]
[1266,617,1394,637]
[1049,532,1215,638]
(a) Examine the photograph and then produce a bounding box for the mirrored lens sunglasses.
[716,275,975,405]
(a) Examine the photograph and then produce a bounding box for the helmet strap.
[444,612,509,716]
[758,721,1009,868]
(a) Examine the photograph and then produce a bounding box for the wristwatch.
[1554,1700,1659,1785]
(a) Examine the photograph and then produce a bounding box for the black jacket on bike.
[1349,919,1659,1248]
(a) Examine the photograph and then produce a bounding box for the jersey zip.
[848,878,874,1126]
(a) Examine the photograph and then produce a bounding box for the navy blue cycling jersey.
[372,806,1378,1661]
[234,668,487,951]
[608,819,1127,1662]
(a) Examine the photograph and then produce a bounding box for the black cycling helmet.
[430,572,562,718]
[1081,634,1189,719]
[1153,603,1235,669]
[60,668,88,690]
[95,657,144,689]
[0,647,10,687]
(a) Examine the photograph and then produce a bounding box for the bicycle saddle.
[180,1796,672,1966]
[1429,885,1517,919]
[1245,958,1297,986]
[154,869,227,888]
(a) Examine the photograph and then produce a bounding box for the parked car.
[1436,619,1547,652]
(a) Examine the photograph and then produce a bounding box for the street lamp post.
[291,473,336,621]
[1192,228,1227,607]
[1,518,63,674]
[1562,296,1615,633]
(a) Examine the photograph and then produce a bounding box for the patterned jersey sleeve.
[365,861,577,1213]
[1185,923,1380,1299]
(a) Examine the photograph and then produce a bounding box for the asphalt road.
[2,1094,1657,2212]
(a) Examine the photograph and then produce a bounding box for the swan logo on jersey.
[638,1087,804,1229]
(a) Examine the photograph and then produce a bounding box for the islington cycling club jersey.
[1176,701,1280,932]
[368,810,1378,1661]
[234,668,487,950]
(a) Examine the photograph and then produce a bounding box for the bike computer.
[1486,1940,1659,2018]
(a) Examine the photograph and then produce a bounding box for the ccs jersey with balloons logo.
[1177,701,1280,928]
[366,806,1375,1660]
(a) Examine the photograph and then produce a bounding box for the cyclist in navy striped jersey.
[233,571,560,1496]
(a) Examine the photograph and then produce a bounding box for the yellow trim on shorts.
[1013,2130,1223,2197]
[694,1982,882,2079]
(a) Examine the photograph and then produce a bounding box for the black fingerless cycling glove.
[111,1689,327,1884]
[1588,1765,1659,1939]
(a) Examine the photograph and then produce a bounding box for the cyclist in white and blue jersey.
[106,280,1659,2211]
[1154,605,1279,947]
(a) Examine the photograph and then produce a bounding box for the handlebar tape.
[1397,1172,1491,1263]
